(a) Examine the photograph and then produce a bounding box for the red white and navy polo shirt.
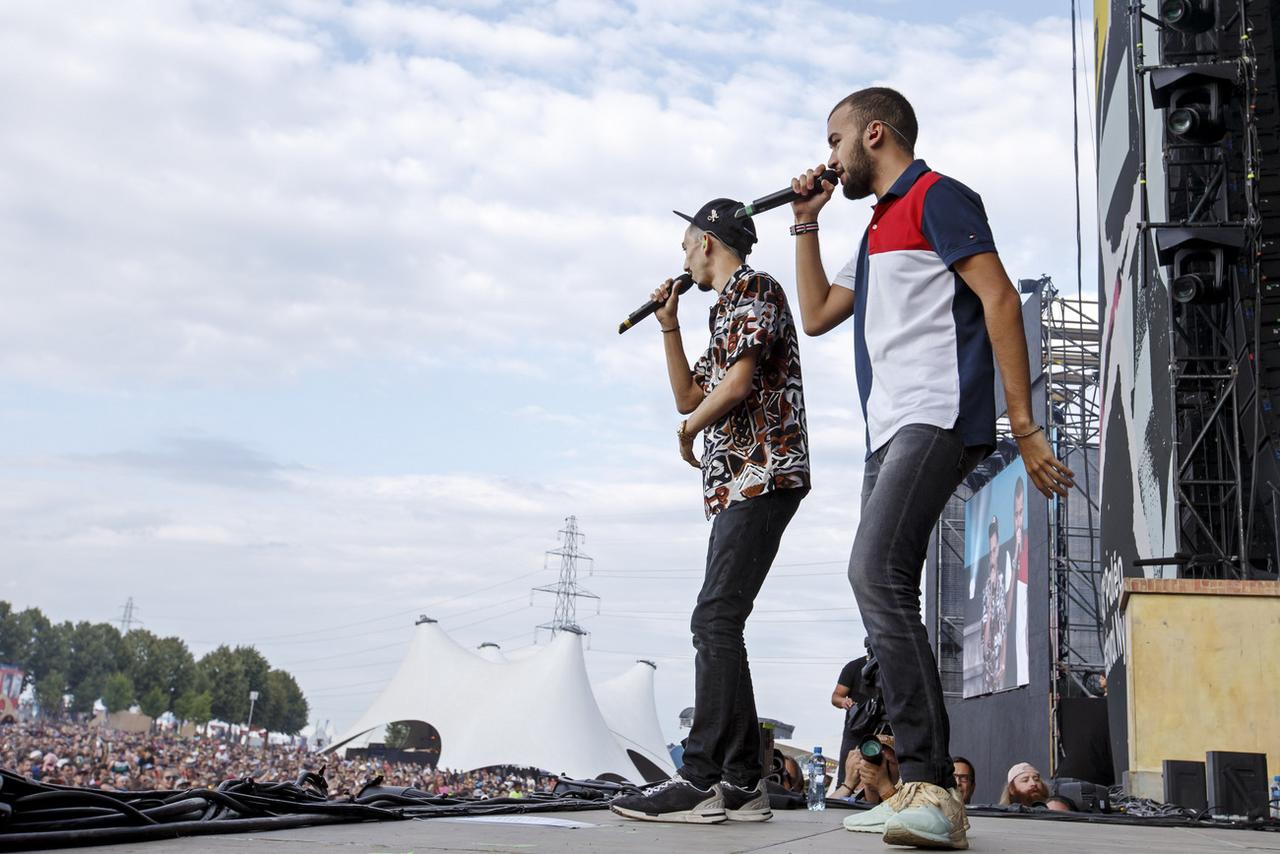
[832,159,999,457]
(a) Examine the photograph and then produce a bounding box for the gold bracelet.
[677,419,690,440]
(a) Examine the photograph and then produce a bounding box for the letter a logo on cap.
[707,210,719,222]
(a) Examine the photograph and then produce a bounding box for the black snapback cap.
[674,198,758,258]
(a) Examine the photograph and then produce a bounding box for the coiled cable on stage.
[0,767,609,851]
[3,768,1275,850]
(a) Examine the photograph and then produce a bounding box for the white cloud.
[0,0,1092,754]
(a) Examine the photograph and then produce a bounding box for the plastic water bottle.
[806,746,826,811]
[1270,775,1280,820]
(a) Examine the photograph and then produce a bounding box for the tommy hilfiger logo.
[707,210,720,222]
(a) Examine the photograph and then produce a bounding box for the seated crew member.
[952,757,976,805]
[833,735,900,804]
[609,199,810,825]
[998,762,1050,806]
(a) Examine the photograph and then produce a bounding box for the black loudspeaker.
[1205,751,1269,818]
[1057,698,1115,785]
[1162,759,1207,812]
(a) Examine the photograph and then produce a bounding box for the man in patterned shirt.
[980,516,1008,693]
[610,198,810,825]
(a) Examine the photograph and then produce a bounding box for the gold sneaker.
[880,781,968,849]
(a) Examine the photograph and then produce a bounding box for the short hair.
[953,756,975,776]
[988,516,999,541]
[829,87,919,155]
[1014,477,1025,500]
[685,223,744,262]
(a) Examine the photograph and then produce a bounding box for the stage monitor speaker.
[1162,759,1207,812]
[1205,750,1269,818]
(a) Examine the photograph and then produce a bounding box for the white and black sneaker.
[719,779,772,821]
[609,775,726,824]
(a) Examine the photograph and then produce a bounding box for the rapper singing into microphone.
[787,88,1074,849]
[610,200,810,824]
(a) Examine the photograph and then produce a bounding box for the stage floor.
[73,807,1280,854]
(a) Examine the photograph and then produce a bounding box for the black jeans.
[679,487,806,789]
[850,424,986,788]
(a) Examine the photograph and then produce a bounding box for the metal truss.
[1040,281,1106,775]
[531,515,599,641]
[1130,0,1278,577]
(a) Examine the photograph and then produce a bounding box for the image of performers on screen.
[964,465,1030,697]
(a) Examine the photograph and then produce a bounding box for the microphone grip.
[617,273,695,334]
[734,169,838,218]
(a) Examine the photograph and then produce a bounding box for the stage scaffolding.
[1040,280,1105,777]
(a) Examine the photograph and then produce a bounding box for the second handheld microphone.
[617,273,695,334]
[734,169,839,219]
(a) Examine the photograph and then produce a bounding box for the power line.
[451,605,534,633]
[585,648,849,664]
[289,658,402,673]
[301,678,391,696]
[586,615,859,625]
[1071,0,1083,301]
[589,559,848,575]
[592,570,846,579]
[599,605,858,616]
[275,641,407,668]
[185,568,549,646]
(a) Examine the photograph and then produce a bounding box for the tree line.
[0,602,309,734]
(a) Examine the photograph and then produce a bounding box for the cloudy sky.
[1,0,1096,757]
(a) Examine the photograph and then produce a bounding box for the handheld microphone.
[617,273,695,334]
[734,169,839,218]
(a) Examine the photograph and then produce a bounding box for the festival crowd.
[1,720,554,798]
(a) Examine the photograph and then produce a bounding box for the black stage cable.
[4,769,1276,850]
[0,768,610,852]
[1069,0,1103,681]
[1071,0,1083,300]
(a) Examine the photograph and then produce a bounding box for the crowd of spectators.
[1,720,555,799]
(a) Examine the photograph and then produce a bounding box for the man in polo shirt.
[610,198,810,825]
[787,87,1074,849]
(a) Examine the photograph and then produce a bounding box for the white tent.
[475,642,506,663]
[593,660,676,778]
[328,620,659,782]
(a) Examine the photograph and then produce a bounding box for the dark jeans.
[837,725,857,788]
[850,424,987,788]
[679,487,806,789]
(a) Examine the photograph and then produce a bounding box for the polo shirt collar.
[877,159,931,205]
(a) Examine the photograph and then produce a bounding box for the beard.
[840,144,875,200]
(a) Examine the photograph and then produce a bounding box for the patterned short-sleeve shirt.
[691,265,810,518]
